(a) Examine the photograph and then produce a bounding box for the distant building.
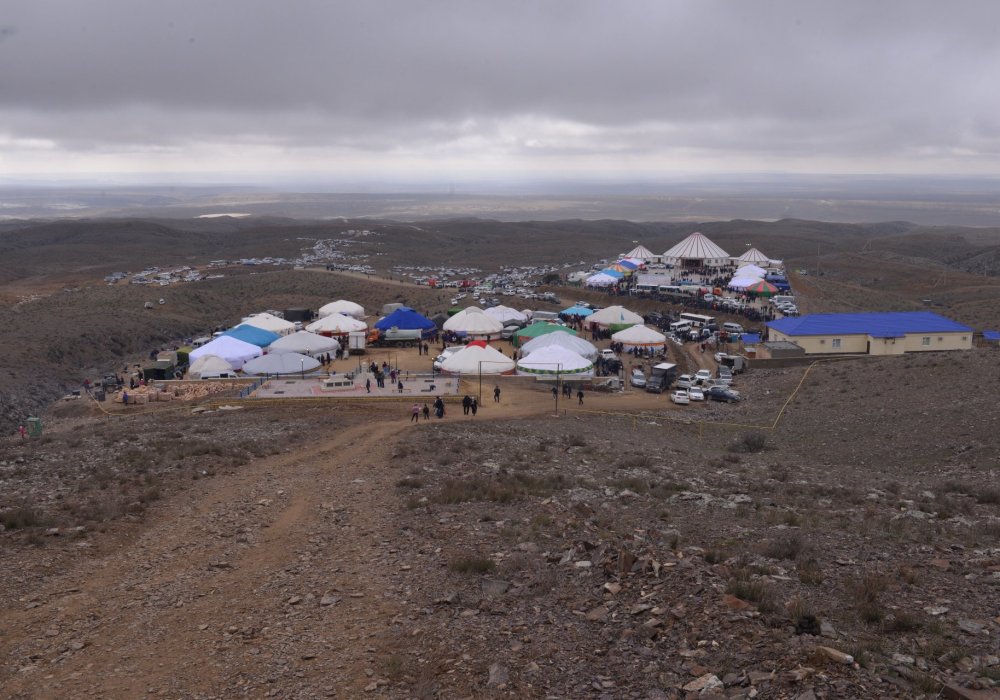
[662,232,730,269]
[766,311,973,355]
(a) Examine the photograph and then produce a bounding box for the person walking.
[398,380,404,394]
[551,386,558,400]
[493,385,501,403]
[365,377,371,393]
[433,396,445,419]
[422,403,430,420]
[410,403,420,422]
[470,398,478,416]
[462,395,472,415]
[577,389,584,405]
[18,425,27,439]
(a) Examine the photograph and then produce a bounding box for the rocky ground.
[1,350,997,699]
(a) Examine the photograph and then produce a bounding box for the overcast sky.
[2,1,999,184]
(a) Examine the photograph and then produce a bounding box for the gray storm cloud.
[1,0,999,177]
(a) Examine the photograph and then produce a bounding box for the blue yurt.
[373,307,437,337]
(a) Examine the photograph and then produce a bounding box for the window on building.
[937,337,943,342]
[921,337,930,346]
[962,336,968,341]
[819,339,826,344]
[831,339,841,349]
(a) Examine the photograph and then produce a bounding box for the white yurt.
[318,299,365,319]
[516,346,594,377]
[662,232,730,268]
[187,354,235,379]
[588,305,644,329]
[241,312,296,337]
[612,324,667,351]
[736,247,771,265]
[442,307,504,337]
[306,313,367,335]
[520,331,599,361]
[189,336,262,371]
[439,343,516,375]
[483,305,528,325]
[242,352,322,377]
[268,330,340,357]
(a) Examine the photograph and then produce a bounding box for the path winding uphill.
[0,419,416,698]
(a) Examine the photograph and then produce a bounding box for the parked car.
[707,386,741,403]
[600,349,618,360]
[630,369,646,388]
[694,369,713,384]
[687,386,705,401]
[676,374,694,389]
[670,389,690,405]
[717,368,733,385]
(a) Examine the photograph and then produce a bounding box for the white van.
[669,321,692,334]
[722,322,744,334]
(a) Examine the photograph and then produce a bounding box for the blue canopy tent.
[599,269,625,279]
[223,324,282,348]
[374,307,438,338]
[561,306,594,317]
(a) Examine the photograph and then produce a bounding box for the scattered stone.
[748,670,775,684]
[586,605,609,622]
[480,578,509,597]
[957,619,986,636]
[929,558,951,570]
[925,605,949,616]
[891,653,915,665]
[319,595,341,607]
[487,663,509,687]
[816,646,854,665]
[286,596,302,605]
[682,673,722,692]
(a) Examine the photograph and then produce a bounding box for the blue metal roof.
[984,330,1000,341]
[767,311,972,337]
[741,333,762,344]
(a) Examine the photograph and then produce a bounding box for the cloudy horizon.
[2,1,999,185]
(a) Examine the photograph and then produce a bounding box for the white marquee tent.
[318,299,365,319]
[241,312,296,336]
[188,354,235,379]
[439,344,516,375]
[268,330,340,357]
[242,352,322,376]
[588,305,644,328]
[442,307,504,336]
[189,336,262,370]
[520,331,599,360]
[612,324,667,351]
[585,272,619,287]
[663,232,730,268]
[735,263,767,278]
[306,313,367,335]
[516,346,594,377]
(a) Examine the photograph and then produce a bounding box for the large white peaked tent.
[318,299,365,319]
[736,247,771,265]
[735,263,767,279]
[612,324,667,351]
[516,346,594,377]
[520,331,599,360]
[242,352,322,376]
[189,336,262,370]
[188,354,235,379]
[588,305,644,328]
[439,344,515,375]
[585,272,618,287]
[442,307,504,336]
[624,244,657,262]
[268,330,340,357]
[306,313,367,335]
[241,312,296,336]
[663,232,730,268]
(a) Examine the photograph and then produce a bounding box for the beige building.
[766,311,973,356]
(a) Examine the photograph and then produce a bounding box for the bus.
[678,312,715,329]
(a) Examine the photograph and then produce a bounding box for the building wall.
[768,329,973,355]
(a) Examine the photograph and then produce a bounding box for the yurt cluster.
[578,232,786,295]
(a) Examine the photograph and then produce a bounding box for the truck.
[645,362,678,394]
[348,331,367,354]
[368,327,423,347]
[718,354,748,373]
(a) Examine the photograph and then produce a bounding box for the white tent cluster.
[306,313,367,335]
[188,354,235,379]
[483,305,528,325]
[189,336,262,370]
[611,324,666,351]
